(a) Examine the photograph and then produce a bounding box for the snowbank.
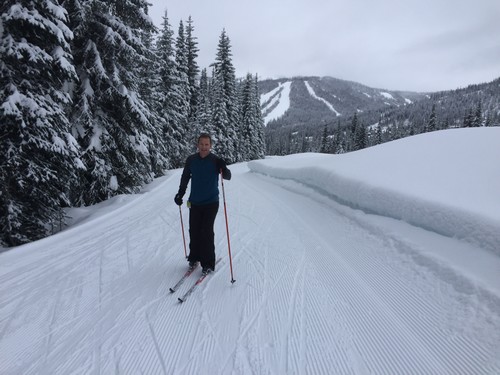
[249,128,500,255]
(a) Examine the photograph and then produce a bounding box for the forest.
[0,1,265,247]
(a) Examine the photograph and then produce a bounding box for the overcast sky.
[147,0,500,92]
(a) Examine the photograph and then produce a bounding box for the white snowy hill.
[1,128,499,374]
[258,76,426,126]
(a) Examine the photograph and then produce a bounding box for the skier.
[174,133,231,275]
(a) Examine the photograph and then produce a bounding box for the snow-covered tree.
[155,11,188,167]
[238,73,265,160]
[185,16,199,125]
[425,104,437,132]
[211,29,239,162]
[196,68,213,133]
[252,74,266,159]
[472,100,482,127]
[135,14,169,177]
[354,122,367,151]
[0,0,83,246]
[463,109,474,128]
[174,20,194,158]
[66,0,160,205]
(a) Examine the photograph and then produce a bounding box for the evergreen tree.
[237,73,265,160]
[348,112,358,151]
[135,10,169,177]
[484,114,492,127]
[472,100,482,127]
[67,0,160,205]
[375,122,383,145]
[155,11,187,167]
[354,122,367,150]
[196,68,213,133]
[238,74,253,160]
[211,29,239,162]
[185,16,199,125]
[425,104,437,132]
[320,124,329,153]
[463,109,474,128]
[253,74,266,159]
[0,0,83,246]
[173,20,192,159]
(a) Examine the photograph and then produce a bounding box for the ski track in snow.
[304,80,342,116]
[1,164,500,374]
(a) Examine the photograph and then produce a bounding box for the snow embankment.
[249,127,500,255]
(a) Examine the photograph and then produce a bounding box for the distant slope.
[258,76,500,156]
[261,81,292,124]
[258,76,427,128]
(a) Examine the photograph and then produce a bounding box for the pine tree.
[463,109,474,128]
[67,0,160,205]
[238,74,253,160]
[252,74,266,159]
[375,122,383,145]
[472,100,482,127]
[185,16,199,125]
[137,17,169,177]
[320,124,329,153]
[155,11,187,167]
[354,122,367,150]
[211,29,239,162]
[173,20,192,159]
[1,0,83,246]
[238,73,265,160]
[425,104,437,132]
[484,114,492,127]
[196,68,213,133]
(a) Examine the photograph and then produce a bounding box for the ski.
[169,264,198,293]
[178,258,221,303]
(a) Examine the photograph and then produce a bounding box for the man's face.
[198,137,211,158]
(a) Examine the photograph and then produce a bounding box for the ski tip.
[178,298,184,303]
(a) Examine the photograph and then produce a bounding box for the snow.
[249,128,500,255]
[261,81,292,125]
[109,175,119,191]
[1,128,500,374]
[380,91,395,100]
[304,80,341,116]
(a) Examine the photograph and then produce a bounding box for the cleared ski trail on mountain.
[1,163,499,374]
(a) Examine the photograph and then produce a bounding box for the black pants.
[188,202,219,269]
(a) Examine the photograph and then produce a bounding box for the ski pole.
[179,205,188,259]
[220,169,236,283]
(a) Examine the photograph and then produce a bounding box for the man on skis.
[174,133,231,275]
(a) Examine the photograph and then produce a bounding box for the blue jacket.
[178,153,231,206]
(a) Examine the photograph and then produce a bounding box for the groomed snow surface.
[261,81,292,125]
[1,128,500,374]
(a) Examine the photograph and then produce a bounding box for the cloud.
[148,0,500,92]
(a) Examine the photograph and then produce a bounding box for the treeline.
[0,1,264,247]
[265,78,500,155]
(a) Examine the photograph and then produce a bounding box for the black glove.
[174,193,183,206]
[216,158,227,172]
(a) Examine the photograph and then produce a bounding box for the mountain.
[2,128,500,373]
[259,76,500,154]
[259,76,427,129]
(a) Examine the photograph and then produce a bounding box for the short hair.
[197,133,212,144]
